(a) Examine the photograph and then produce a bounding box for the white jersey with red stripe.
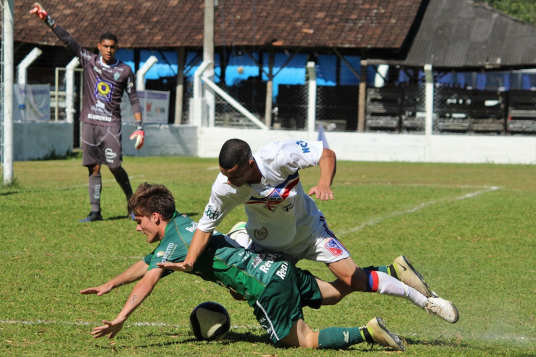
[197,139,326,256]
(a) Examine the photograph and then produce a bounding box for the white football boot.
[424,297,460,323]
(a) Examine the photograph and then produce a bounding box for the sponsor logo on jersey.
[91,100,113,116]
[104,148,117,163]
[93,66,102,74]
[324,238,345,257]
[94,76,114,103]
[88,113,112,122]
[282,201,294,212]
[293,140,310,153]
[113,72,121,81]
[127,77,133,93]
[80,51,92,61]
[204,205,221,220]
[253,227,268,241]
[156,251,165,257]
[262,205,277,213]
[162,242,176,262]
[185,221,197,233]
[275,261,288,280]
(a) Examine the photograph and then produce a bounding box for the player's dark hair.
[219,139,252,170]
[128,183,175,221]
[100,32,118,45]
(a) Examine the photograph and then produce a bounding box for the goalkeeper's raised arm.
[30,2,145,222]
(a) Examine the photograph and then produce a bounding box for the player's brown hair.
[128,183,175,221]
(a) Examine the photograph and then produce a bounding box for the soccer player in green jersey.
[80,182,406,350]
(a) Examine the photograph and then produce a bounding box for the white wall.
[121,124,198,157]
[198,127,536,164]
[12,122,73,161]
[11,123,536,165]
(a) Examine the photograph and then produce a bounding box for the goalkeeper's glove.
[129,123,145,150]
[30,3,56,28]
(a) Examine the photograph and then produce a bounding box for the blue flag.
[317,124,329,149]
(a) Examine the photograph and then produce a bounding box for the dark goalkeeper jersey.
[143,212,291,307]
[52,25,142,127]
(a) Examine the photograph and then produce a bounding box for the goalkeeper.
[31,3,145,222]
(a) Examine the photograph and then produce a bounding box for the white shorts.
[229,216,350,265]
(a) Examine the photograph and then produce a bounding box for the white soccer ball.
[189,301,231,341]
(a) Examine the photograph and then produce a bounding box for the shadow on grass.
[96,331,272,350]
[106,216,131,221]
[403,337,469,348]
[181,212,199,218]
[0,191,19,196]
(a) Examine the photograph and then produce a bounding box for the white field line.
[0,319,261,330]
[337,186,501,237]
[1,319,534,341]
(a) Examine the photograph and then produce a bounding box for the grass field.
[1,156,535,356]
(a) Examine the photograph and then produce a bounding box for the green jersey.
[144,211,290,306]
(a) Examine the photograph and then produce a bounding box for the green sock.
[362,264,399,279]
[318,327,364,349]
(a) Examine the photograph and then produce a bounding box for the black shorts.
[81,122,123,169]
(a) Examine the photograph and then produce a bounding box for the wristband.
[45,15,56,28]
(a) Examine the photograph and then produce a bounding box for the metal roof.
[368,0,536,69]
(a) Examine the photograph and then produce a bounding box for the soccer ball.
[189,301,231,341]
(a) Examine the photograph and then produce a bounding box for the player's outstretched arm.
[80,260,149,296]
[91,268,163,339]
[308,148,336,201]
[157,229,213,272]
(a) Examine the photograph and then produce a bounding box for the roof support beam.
[333,47,360,80]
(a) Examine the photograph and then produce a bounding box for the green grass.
[1,157,535,356]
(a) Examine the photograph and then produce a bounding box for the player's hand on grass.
[308,182,334,201]
[156,261,193,272]
[30,3,48,21]
[130,124,145,150]
[91,318,125,339]
[80,284,113,296]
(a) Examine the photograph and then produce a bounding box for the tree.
[487,1,536,25]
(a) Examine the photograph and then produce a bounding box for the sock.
[362,264,399,279]
[88,174,102,212]
[318,327,363,349]
[111,167,133,201]
[364,270,428,308]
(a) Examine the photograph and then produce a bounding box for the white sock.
[369,271,428,308]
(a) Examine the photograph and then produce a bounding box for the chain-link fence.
[316,86,358,131]
[276,84,308,130]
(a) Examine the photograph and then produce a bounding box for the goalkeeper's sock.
[88,174,102,212]
[318,327,363,349]
[362,264,399,279]
[111,167,133,200]
[364,270,428,308]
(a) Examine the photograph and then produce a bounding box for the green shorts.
[253,263,322,344]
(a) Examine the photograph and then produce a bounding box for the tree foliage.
[487,0,536,24]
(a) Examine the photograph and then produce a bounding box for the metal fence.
[363,85,536,135]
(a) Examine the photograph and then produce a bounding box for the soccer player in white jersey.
[163,139,459,323]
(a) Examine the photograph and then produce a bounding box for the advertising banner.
[121,90,169,124]
[0,84,50,122]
